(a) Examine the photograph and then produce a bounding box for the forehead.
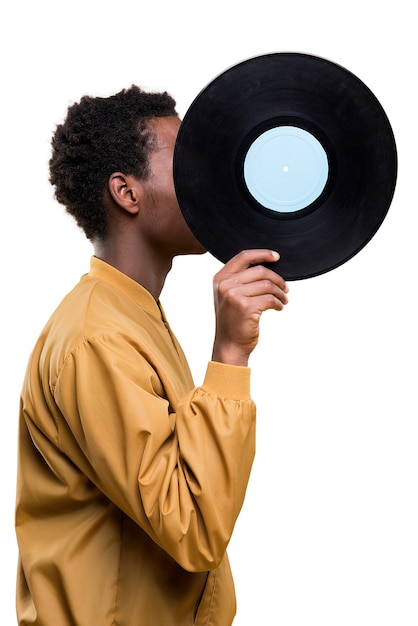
[148,116,181,149]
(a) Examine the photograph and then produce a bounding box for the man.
[15,85,289,625]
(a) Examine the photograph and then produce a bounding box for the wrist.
[211,343,249,367]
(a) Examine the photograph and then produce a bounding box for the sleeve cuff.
[202,361,251,400]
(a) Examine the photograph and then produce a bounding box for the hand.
[211,249,289,367]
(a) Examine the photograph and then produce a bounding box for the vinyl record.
[173,53,397,280]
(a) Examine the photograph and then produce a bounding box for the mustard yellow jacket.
[16,257,256,626]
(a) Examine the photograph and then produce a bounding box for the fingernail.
[271,251,280,260]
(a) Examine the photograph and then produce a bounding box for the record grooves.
[173,53,397,280]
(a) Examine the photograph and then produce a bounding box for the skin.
[95,115,289,368]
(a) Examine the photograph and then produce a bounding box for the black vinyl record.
[173,53,397,280]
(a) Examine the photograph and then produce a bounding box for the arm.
[54,337,255,573]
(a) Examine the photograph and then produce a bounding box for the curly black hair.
[49,85,178,241]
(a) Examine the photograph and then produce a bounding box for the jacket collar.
[89,256,166,320]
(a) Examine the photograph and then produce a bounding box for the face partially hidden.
[140,116,207,258]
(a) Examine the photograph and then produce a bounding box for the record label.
[243,126,329,212]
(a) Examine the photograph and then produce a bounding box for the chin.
[177,244,207,257]
[184,249,208,257]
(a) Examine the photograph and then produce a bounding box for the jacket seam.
[205,569,218,626]
[110,511,124,626]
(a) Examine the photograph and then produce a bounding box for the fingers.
[222,249,281,273]
[241,280,288,310]
[215,249,289,307]
[229,263,288,299]
[217,271,288,311]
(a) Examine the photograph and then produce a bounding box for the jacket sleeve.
[53,333,256,572]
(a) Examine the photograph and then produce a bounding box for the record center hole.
[282,165,289,173]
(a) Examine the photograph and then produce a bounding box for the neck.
[93,239,173,301]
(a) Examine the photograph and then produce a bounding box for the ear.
[108,172,141,215]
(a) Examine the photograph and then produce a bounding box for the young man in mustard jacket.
[15,85,288,626]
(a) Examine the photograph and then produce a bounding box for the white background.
[2,1,416,624]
